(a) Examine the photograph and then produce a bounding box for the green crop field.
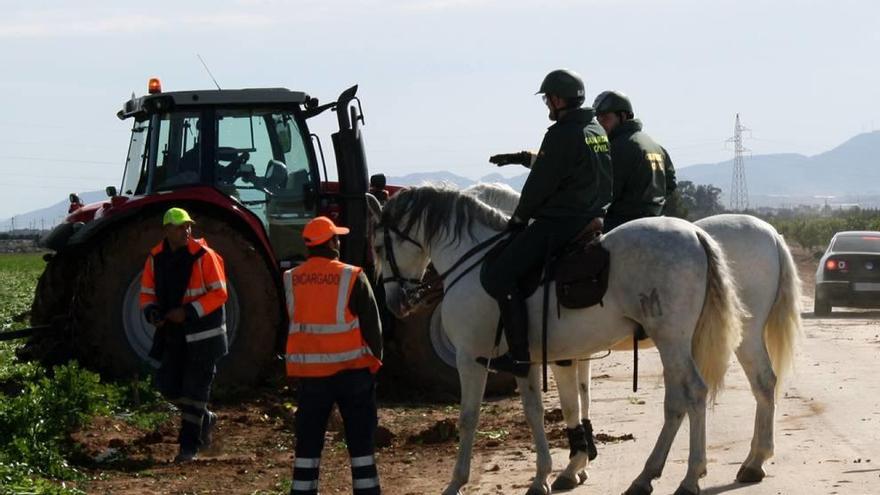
[0,254,170,494]
[0,253,44,362]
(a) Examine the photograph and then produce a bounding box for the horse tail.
[763,232,802,391]
[692,229,746,403]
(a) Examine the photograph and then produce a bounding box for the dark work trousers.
[155,340,218,452]
[291,368,379,495]
[481,217,592,300]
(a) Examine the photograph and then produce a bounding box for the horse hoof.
[551,475,579,491]
[577,470,588,484]
[622,484,653,495]
[525,486,550,495]
[672,487,699,495]
[736,465,766,483]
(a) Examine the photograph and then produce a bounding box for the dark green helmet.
[537,69,585,99]
[593,90,633,115]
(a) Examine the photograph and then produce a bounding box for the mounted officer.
[593,90,676,232]
[479,69,613,377]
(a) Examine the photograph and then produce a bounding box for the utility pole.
[728,113,750,211]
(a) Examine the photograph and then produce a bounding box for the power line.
[0,155,117,165]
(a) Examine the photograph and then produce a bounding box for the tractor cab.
[116,79,370,266]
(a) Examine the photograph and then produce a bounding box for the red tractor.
[28,79,509,394]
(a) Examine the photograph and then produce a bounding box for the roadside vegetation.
[667,180,880,253]
[0,254,171,495]
[767,208,880,253]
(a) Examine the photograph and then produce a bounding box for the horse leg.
[734,325,777,483]
[549,363,589,491]
[443,357,489,495]
[577,359,598,462]
[516,368,552,495]
[677,357,710,495]
[625,348,706,495]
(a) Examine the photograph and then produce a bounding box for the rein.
[381,223,511,308]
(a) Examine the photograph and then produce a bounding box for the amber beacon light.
[148,78,162,94]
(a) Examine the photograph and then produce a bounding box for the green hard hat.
[537,69,586,99]
[163,207,195,226]
[593,90,633,115]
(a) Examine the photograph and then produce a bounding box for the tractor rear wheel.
[24,252,77,364]
[393,300,515,398]
[71,213,282,387]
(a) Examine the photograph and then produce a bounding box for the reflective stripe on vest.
[288,319,361,335]
[284,270,295,320]
[192,300,206,318]
[286,346,372,364]
[336,266,354,323]
[185,325,226,343]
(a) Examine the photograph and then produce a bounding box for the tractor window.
[215,109,316,261]
[152,112,202,190]
[121,119,149,196]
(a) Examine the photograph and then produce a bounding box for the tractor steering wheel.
[217,149,250,183]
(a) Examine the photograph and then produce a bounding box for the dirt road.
[78,252,880,495]
[470,299,880,495]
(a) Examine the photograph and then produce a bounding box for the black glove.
[507,216,527,231]
[145,306,163,326]
[490,151,533,167]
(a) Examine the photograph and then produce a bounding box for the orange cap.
[303,216,349,247]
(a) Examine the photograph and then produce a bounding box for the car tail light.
[826,259,848,271]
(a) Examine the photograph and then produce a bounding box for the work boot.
[476,292,531,378]
[199,411,217,450]
[174,447,198,463]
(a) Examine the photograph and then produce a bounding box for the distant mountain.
[388,170,529,190]
[6,131,880,228]
[678,131,880,206]
[0,190,104,231]
[386,171,476,188]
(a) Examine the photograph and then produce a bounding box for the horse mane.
[463,182,520,216]
[382,184,509,246]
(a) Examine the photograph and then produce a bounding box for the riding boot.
[477,292,531,378]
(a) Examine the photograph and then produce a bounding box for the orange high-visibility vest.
[284,257,381,378]
[140,237,228,345]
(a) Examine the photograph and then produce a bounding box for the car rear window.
[832,235,880,252]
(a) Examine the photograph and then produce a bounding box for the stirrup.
[476,354,531,378]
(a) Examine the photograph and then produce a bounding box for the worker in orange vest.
[140,207,228,462]
[285,216,383,495]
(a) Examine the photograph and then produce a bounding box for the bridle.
[381,224,425,287]
[380,222,512,310]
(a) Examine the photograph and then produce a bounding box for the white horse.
[374,185,745,495]
[464,182,802,489]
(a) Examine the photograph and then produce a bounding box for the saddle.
[485,220,611,309]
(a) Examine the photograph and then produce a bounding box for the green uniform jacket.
[513,108,613,221]
[606,119,676,219]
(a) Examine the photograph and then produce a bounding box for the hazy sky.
[1,0,879,220]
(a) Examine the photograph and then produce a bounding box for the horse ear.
[366,193,382,224]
